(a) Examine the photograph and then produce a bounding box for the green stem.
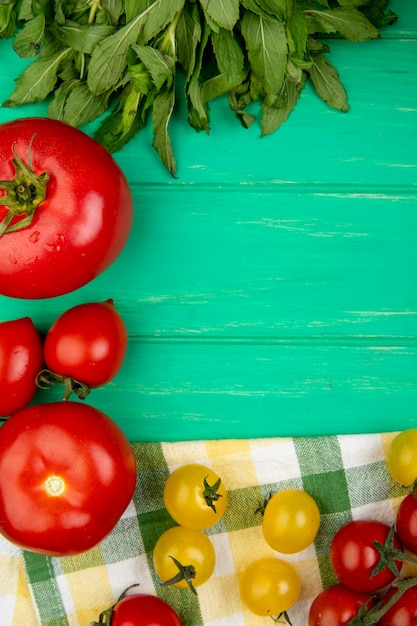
[36,369,90,401]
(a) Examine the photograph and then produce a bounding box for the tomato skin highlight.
[110,594,183,626]
[0,317,43,416]
[396,493,417,555]
[239,557,301,616]
[330,520,402,593]
[163,463,227,530]
[0,402,136,556]
[308,583,376,626]
[43,299,127,387]
[262,489,320,554]
[0,117,133,299]
[379,581,417,626]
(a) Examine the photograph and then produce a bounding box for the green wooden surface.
[0,2,416,441]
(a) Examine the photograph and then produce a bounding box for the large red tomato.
[0,316,43,416]
[0,117,133,299]
[0,401,136,556]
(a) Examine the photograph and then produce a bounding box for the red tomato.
[396,493,417,555]
[98,594,183,626]
[0,117,133,299]
[0,316,43,416]
[330,520,402,592]
[42,300,127,392]
[379,581,417,626]
[0,401,136,556]
[308,583,376,625]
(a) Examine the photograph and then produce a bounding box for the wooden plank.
[2,187,415,340]
[32,340,416,441]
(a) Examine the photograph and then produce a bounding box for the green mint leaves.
[0,0,397,175]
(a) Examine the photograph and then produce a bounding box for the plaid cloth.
[1,433,416,626]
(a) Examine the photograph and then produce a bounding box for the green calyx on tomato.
[160,555,198,595]
[202,475,223,512]
[0,137,49,236]
[373,525,417,578]
[163,463,227,530]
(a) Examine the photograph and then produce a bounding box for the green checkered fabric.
[4,433,412,625]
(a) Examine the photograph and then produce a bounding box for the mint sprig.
[0,1,397,175]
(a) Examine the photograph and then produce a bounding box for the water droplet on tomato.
[29,231,40,243]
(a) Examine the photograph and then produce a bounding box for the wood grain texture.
[0,2,416,441]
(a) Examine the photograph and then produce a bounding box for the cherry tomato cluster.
[239,488,320,619]
[309,428,417,626]
[0,300,136,557]
[152,463,227,594]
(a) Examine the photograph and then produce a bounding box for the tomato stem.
[0,136,49,236]
[36,369,90,401]
[160,555,198,594]
[203,476,223,513]
[347,576,417,625]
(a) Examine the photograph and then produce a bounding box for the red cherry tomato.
[330,520,402,592]
[396,493,417,555]
[0,401,136,556]
[379,580,417,626]
[0,316,43,416]
[102,593,183,626]
[42,300,127,393]
[308,583,376,625]
[0,117,133,299]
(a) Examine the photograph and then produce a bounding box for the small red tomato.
[0,401,136,556]
[330,520,402,593]
[396,493,417,555]
[379,580,417,626]
[0,317,43,416]
[308,583,376,625]
[41,300,127,395]
[95,593,183,626]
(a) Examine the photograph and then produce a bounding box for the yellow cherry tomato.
[153,525,215,593]
[163,463,227,530]
[262,489,320,553]
[240,557,301,616]
[387,429,417,486]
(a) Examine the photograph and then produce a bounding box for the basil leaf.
[186,16,211,132]
[59,82,109,127]
[59,21,116,54]
[211,28,245,81]
[132,44,174,89]
[199,0,239,31]
[87,16,144,94]
[241,11,288,95]
[152,88,176,175]
[3,47,74,106]
[12,13,45,58]
[176,3,201,74]
[308,52,349,111]
[261,75,305,135]
[138,0,185,44]
[305,7,380,42]
[0,3,17,39]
